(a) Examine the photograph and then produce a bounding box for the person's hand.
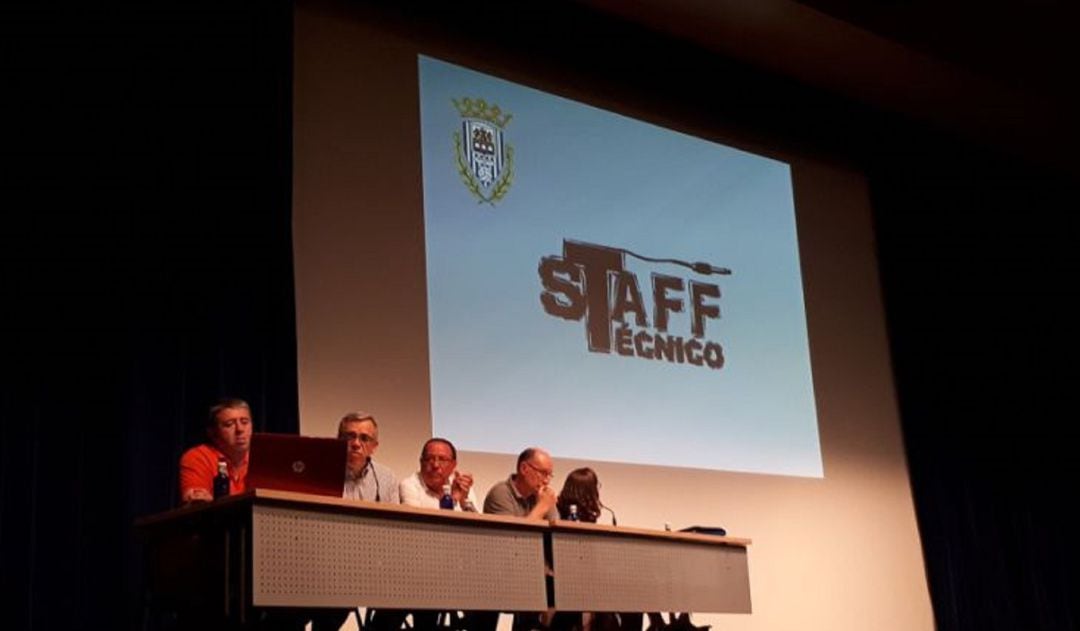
[536,485,557,511]
[182,488,213,504]
[451,472,474,504]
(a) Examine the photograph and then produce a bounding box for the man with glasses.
[474,448,559,631]
[338,410,398,503]
[390,438,478,631]
[309,412,400,631]
[400,437,478,511]
[483,447,558,520]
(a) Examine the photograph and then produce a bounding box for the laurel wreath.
[454,131,514,206]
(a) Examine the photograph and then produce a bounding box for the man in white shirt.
[399,437,478,511]
[391,437,479,631]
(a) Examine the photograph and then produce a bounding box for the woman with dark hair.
[556,467,602,523]
[552,468,629,631]
[552,470,705,631]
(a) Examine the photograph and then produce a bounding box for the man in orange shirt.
[178,398,252,504]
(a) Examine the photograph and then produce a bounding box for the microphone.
[358,442,381,502]
[372,460,381,502]
[601,503,618,527]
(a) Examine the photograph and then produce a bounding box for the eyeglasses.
[525,460,553,480]
[421,455,454,465]
[341,432,377,444]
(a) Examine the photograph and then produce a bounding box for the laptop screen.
[247,433,348,497]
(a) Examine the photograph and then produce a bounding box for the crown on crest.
[453,98,513,128]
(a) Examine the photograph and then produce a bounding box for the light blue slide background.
[418,56,822,477]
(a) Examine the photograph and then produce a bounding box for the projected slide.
[419,55,821,477]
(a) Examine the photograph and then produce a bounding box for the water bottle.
[439,484,454,510]
[213,458,230,500]
[568,504,580,521]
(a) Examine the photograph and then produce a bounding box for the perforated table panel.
[551,531,751,613]
[252,505,548,610]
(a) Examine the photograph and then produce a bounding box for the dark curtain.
[3,2,1078,630]
[2,2,295,629]
[869,143,1080,631]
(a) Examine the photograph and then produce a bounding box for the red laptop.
[247,433,348,497]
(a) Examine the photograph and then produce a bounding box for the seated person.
[178,397,252,504]
[397,438,478,631]
[475,448,559,631]
[555,467,602,523]
[339,410,398,502]
[483,447,558,520]
[309,411,400,631]
[552,469,633,631]
[400,437,478,511]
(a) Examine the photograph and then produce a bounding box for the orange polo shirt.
[179,443,248,503]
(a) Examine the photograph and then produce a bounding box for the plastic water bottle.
[440,484,454,509]
[213,458,230,500]
[568,504,580,521]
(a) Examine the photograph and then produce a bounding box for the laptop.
[247,433,348,497]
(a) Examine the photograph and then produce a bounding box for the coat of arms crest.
[453,98,514,205]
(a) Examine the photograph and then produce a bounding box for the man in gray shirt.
[310,411,398,631]
[339,411,398,503]
[483,447,558,520]
[475,447,558,631]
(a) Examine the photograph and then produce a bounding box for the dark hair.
[557,467,601,523]
[421,437,457,461]
[207,398,250,428]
